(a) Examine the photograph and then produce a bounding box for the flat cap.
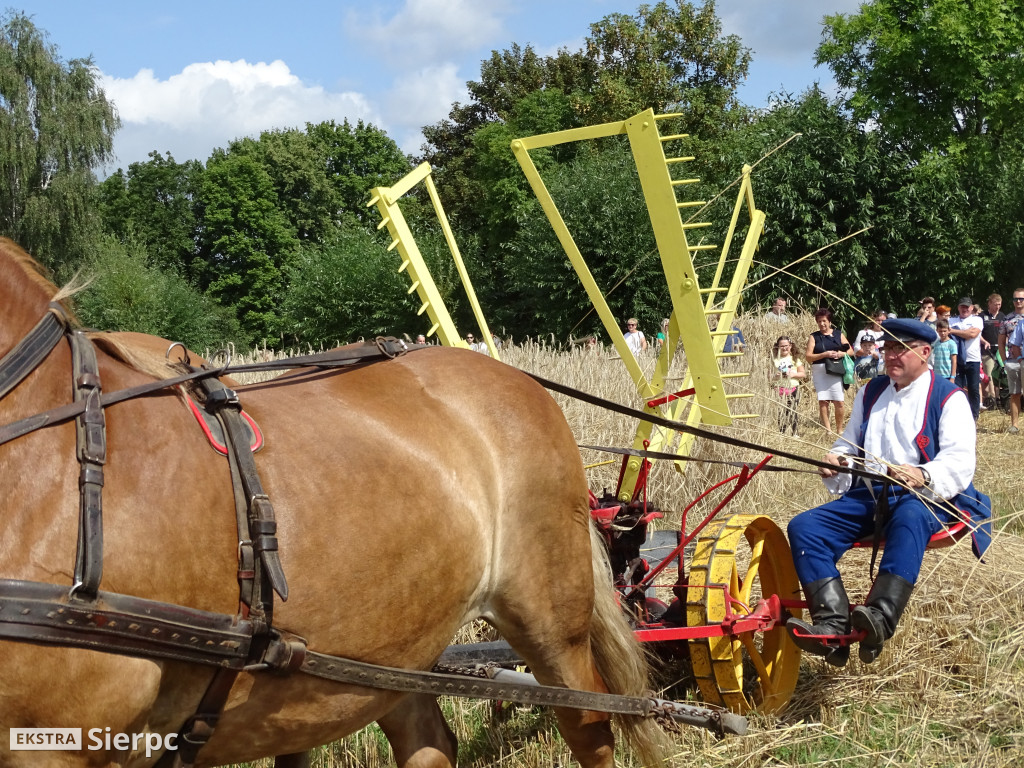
[880,317,938,345]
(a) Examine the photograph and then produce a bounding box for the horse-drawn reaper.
[0,237,680,767]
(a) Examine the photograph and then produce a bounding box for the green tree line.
[2,0,1022,349]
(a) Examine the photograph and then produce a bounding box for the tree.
[817,0,1024,154]
[0,11,119,274]
[199,150,298,344]
[280,226,460,345]
[306,119,412,226]
[584,0,751,131]
[74,235,240,350]
[99,152,204,279]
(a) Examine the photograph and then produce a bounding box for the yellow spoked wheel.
[686,513,803,714]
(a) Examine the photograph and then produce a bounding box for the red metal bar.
[646,387,696,409]
[627,455,775,598]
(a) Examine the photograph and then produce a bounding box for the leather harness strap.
[0,304,67,399]
[69,330,106,599]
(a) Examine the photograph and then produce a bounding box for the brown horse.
[0,238,662,768]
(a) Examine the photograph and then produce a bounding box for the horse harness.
[0,306,744,766]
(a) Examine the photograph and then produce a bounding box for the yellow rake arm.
[511,108,764,500]
[367,163,500,359]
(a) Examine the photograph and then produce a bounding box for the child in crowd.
[930,318,958,382]
[772,336,805,435]
[854,336,881,380]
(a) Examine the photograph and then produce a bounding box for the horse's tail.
[588,523,669,766]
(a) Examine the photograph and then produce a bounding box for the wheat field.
[231,311,1024,767]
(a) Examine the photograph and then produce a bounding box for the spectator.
[916,297,937,326]
[723,324,745,355]
[772,336,805,435]
[1000,288,1024,434]
[786,318,990,667]
[853,311,887,378]
[949,297,983,419]
[805,308,852,433]
[935,305,951,323]
[465,332,489,355]
[854,336,881,381]
[415,334,427,345]
[655,318,670,353]
[767,298,790,322]
[623,318,647,355]
[980,293,1004,409]
[930,319,958,383]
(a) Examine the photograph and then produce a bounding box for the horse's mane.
[88,332,192,381]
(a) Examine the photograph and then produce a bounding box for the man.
[999,288,1024,434]
[465,333,489,355]
[767,297,789,322]
[623,318,647,355]
[786,318,991,666]
[949,297,984,419]
[980,293,1004,410]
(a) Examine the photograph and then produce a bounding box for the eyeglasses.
[626,323,637,327]
[1014,297,1024,302]
[882,343,928,357]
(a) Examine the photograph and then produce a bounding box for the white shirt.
[825,372,976,502]
[624,331,646,355]
[950,314,984,362]
[854,328,884,350]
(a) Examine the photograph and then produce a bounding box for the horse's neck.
[0,257,57,357]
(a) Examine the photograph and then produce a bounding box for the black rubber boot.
[851,572,914,664]
[786,577,851,667]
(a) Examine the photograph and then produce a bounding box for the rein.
[529,372,889,484]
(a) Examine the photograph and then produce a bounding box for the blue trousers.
[788,485,956,585]
[956,360,981,420]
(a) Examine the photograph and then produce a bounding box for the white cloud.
[346,0,511,69]
[381,63,469,155]
[100,59,381,169]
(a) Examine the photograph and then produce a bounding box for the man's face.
[884,341,931,387]
[958,303,972,318]
[1014,293,1024,313]
[989,297,1002,313]
[772,299,786,314]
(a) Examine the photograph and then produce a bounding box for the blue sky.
[12,0,862,172]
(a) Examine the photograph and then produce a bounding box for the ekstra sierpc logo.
[9,728,177,757]
[9,728,82,750]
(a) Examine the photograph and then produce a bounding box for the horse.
[0,238,663,768]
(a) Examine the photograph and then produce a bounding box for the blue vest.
[859,372,992,559]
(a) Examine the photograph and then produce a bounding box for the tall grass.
[230,312,1024,767]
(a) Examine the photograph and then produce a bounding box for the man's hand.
[889,463,927,488]
[819,453,847,478]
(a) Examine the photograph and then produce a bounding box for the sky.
[12,0,863,173]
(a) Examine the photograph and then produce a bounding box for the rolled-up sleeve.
[821,388,867,495]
